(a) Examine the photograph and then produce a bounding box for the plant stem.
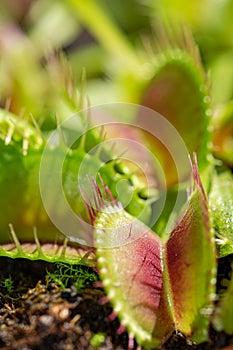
[65,0,141,72]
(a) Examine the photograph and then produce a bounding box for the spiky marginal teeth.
[128,334,135,349]
[114,302,122,313]
[99,296,109,305]
[108,289,116,299]
[5,125,14,145]
[93,281,103,288]
[97,256,105,264]
[0,224,94,265]
[117,324,125,335]
[102,279,110,286]
[108,311,117,321]
[100,267,108,275]
[86,177,164,346]
[85,174,124,228]
[9,224,23,254]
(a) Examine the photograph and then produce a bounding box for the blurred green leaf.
[212,102,233,167]
[209,170,233,257]
[213,272,233,334]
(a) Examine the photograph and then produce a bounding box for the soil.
[0,257,232,350]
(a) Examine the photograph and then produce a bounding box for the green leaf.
[138,31,210,187]
[212,271,233,335]
[211,53,233,104]
[93,196,164,346]
[212,102,233,167]
[209,169,233,257]
[165,158,216,342]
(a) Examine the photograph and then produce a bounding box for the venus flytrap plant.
[0,104,219,347]
[138,32,211,188]
[0,4,232,346]
[87,156,216,348]
[135,33,213,237]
